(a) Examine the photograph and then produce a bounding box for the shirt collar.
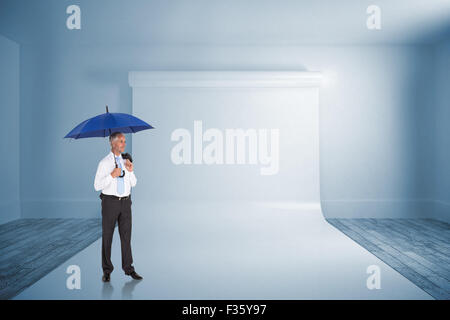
[110,151,122,160]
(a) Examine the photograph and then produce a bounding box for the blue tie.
[116,156,125,195]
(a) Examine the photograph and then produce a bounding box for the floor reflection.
[122,279,142,299]
[101,282,114,299]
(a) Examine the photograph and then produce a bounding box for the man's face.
[112,135,126,153]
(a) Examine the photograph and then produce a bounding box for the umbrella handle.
[114,157,125,177]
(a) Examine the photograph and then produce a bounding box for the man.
[94,131,143,282]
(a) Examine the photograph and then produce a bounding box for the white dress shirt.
[94,151,137,197]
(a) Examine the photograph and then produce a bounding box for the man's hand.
[111,167,122,178]
[125,159,133,172]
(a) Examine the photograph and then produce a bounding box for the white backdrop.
[130,71,322,203]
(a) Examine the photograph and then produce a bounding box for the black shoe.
[102,273,110,282]
[126,271,143,280]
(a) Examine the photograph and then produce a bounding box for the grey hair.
[109,131,124,144]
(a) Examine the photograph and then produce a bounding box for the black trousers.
[101,195,135,275]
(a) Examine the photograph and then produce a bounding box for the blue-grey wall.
[429,38,450,222]
[16,43,436,219]
[0,34,20,224]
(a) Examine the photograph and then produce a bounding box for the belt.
[100,193,130,201]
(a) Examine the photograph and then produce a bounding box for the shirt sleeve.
[94,161,113,191]
[127,169,137,188]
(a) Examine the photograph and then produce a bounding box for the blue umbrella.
[64,106,154,173]
[64,105,154,139]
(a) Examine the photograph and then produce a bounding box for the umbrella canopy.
[64,106,154,139]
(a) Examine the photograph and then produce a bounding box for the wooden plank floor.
[0,218,102,299]
[326,218,450,300]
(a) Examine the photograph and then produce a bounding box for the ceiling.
[1,0,449,46]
